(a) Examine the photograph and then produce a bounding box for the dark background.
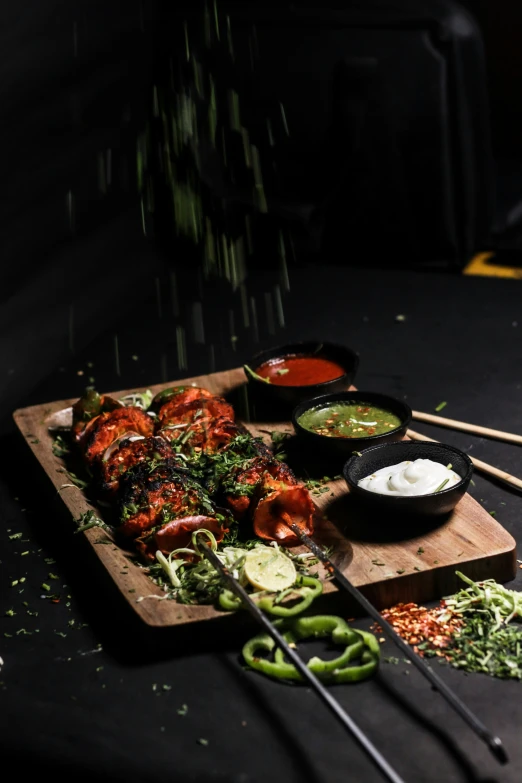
[2,3,522,782]
[3,0,522,429]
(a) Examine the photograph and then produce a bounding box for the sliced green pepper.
[242,615,380,684]
[218,575,323,616]
[219,588,242,612]
[255,576,322,617]
[72,388,102,424]
[274,615,364,674]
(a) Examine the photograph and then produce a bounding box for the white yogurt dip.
[357,459,461,496]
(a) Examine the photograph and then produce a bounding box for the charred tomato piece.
[252,477,315,544]
[136,514,228,561]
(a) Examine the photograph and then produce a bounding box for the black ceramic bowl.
[343,441,473,517]
[291,390,412,462]
[244,341,359,410]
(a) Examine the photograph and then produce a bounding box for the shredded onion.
[102,433,145,462]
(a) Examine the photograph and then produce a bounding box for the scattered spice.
[372,601,463,657]
[374,572,522,679]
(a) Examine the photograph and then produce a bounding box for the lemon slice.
[243,546,297,592]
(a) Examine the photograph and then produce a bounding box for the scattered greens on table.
[429,572,522,679]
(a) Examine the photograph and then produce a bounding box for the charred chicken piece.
[100,435,181,497]
[158,416,241,455]
[221,457,297,518]
[118,463,228,559]
[157,395,235,430]
[79,407,155,466]
[118,463,214,538]
[149,385,214,415]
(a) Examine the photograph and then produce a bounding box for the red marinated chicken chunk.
[100,435,177,496]
[71,381,315,557]
[79,407,154,466]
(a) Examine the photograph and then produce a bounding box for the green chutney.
[298,401,402,438]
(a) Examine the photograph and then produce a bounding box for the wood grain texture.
[12,367,517,627]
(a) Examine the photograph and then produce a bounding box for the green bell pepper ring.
[242,619,301,681]
[274,615,364,674]
[255,576,322,617]
[242,614,380,684]
[72,389,102,424]
[330,649,379,683]
[219,588,242,612]
[218,575,322,616]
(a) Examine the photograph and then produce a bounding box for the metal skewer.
[200,543,407,783]
[288,524,508,765]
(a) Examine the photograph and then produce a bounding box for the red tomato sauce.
[255,355,345,386]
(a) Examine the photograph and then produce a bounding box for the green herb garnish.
[52,435,71,458]
[243,364,270,384]
[75,510,113,535]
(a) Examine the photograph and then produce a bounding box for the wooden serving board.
[12,367,517,628]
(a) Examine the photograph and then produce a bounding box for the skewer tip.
[488,736,508,764]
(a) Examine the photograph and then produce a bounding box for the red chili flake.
[372,600,463,657]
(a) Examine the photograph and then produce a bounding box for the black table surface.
[2,244,522,783]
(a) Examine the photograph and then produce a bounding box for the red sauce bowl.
[244,341,359,410]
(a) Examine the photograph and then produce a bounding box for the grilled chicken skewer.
[71,384,316,559]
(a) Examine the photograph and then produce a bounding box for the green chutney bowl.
[291,390,412,462]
